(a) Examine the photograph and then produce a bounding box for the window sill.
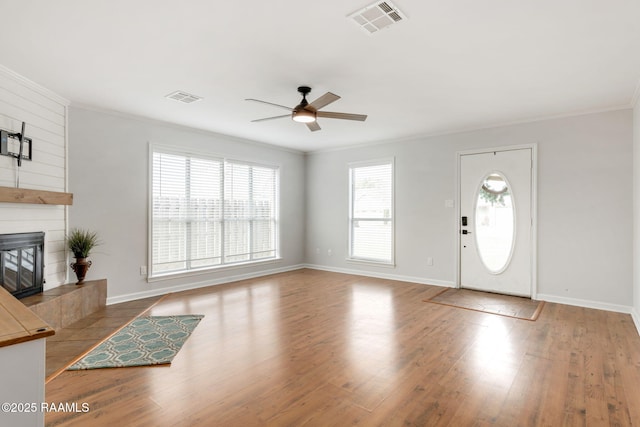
[148,257,283,283]
[346,258,396,268]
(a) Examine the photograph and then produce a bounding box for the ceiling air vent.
[165,91,203,104]
[348,1,407,35]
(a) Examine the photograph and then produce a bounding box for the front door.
[459,148,533,297]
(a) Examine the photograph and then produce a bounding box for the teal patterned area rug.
[67,315,204,370]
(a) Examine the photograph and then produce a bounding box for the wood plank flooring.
[44,296,163,380]
[44,269,640,426]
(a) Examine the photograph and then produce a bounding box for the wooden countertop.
[0,285,54,348]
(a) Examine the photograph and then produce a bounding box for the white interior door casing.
[459,148,533,297]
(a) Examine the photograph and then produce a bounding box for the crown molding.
[0,64,70,106]
[69,103,305,156]
[309,105,631,155]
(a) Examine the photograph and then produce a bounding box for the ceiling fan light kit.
[247,86,367,132]
[292,109,316,123]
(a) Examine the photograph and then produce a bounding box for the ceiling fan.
[246,86,367,132]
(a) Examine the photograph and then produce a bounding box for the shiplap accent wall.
[0,65,70,290]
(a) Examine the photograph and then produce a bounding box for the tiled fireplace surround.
[20,279,107,329]
[0,230,107,328]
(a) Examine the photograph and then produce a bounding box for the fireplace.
[0,232,44,299]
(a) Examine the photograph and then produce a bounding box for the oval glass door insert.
[474,172,515,273]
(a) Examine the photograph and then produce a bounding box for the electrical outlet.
[328,249,332,256]
[140,265,147,276]
[426,257,433,266]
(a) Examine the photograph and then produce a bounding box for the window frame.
[347,157,395,266]
[148,144,280,280]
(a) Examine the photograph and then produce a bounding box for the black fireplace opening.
[0,232,44,299]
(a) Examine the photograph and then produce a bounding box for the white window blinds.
[349,160,394,264]
[151,148,278,277]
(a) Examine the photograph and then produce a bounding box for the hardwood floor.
[45,296,163,380]
[44,269,640,426]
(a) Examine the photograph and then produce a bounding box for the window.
[348,159,394,264]
[150,147,278,277]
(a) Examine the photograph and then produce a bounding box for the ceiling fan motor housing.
[292,86,316,122]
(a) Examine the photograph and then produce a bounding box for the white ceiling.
[1,0,639,152]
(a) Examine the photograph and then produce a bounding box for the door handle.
[461,229,472,234]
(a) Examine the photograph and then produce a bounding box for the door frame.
[455,143,538,298]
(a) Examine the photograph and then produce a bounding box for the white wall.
[633,88,640,327]
[306,110,633,310]
[68,106,306,302]
[0,66,69,290]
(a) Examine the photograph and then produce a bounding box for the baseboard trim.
[107,264,640,338]
[631,309,640,336]
[106,264,306,305]
[303,264,456,288]
[536,293,633,315]
[305,267,639,323]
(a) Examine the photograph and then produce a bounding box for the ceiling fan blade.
[306,121,321,132]
[251,114,290,122]
[316,111,367,121]
[245,98,292,111]
[309,92,340,110]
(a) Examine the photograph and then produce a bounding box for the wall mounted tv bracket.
[0,121,32,166]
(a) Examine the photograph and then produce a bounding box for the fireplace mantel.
[0,186,73,205]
